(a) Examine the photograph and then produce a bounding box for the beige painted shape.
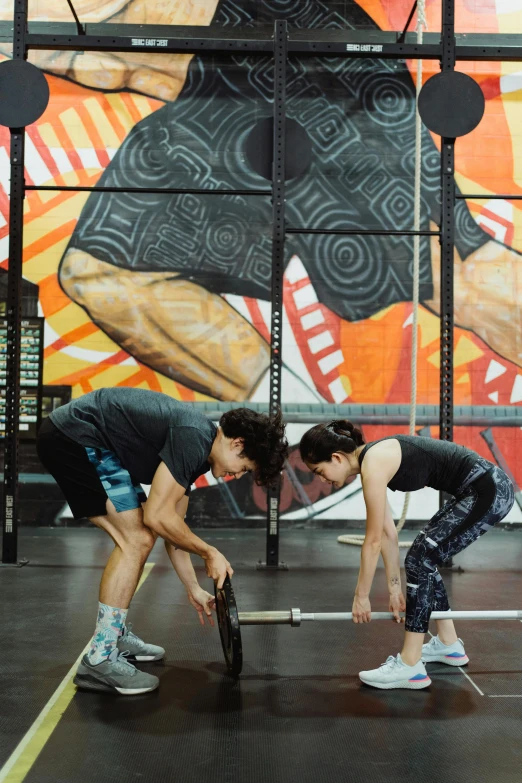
[454,335,484,367]
[83,98,121,148]
[104,94,136,134]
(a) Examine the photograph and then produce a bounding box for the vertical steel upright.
[439,0,455,522]
[1,0,26,564]
[439,0,455,446]
[262,20,287,569]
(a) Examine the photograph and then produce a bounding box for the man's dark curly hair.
[219,407,288,486]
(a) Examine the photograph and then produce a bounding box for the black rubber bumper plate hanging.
[418,71,485,138]
[0,60,50,128]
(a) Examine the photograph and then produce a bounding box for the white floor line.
[427,630,484,696]
[459,669,485,696]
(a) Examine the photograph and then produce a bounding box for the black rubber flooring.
[1,527,522,783]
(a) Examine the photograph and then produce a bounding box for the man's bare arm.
[144,463,233,587]
[164,495,199,591]
[144,467,212,557]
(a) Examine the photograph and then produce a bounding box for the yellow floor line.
[0,562,156,783]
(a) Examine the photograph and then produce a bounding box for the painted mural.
[1,0,522,522]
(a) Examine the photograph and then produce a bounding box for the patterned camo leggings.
[404,458,515,633]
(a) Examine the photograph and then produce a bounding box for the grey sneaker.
[422,635,469,666]
[74,649,159,695]
[117,623,165,662]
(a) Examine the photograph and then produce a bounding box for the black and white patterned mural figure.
[56,0,522,401]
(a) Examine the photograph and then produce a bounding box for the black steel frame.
[2,0,26,566]
[260,20,288,569]
[3,0,522,565]
[438,0,456,514]
[3,22,522,61]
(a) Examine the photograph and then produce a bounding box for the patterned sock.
[87,602,128,665]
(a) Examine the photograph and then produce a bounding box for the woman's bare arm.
[355,472,388,599]
[352,445,401,622]
[380,502,402,595]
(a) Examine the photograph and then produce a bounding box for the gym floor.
[1,527,521,783]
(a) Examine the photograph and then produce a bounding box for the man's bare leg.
[90,501,156,609]
[74,501,160,691]
[59,249,270,401]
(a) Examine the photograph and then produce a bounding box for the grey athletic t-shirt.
[49,388,217,489]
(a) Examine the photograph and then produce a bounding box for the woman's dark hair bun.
[299,419,365,465]
[328,420,364,447]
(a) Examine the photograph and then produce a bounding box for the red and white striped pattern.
[224,255,349,403]
[475,199,514,246]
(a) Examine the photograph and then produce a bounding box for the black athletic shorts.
[36,417,147,519]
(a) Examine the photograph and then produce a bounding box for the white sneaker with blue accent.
[117,623,165,662]
[359,654,431,690]
[422,635,469,666]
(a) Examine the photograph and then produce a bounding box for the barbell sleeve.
[238,611,293,624]
[237,609,522,626]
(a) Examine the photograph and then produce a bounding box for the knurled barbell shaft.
[237,609,522,625]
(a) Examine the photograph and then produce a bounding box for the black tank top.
[358,436,481,495]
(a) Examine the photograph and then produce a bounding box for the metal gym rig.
[3,0,522,566]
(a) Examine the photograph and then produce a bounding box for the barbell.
[214,577,522,677]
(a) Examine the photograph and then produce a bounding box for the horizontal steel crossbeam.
[1,24,522,61]
[188,402,522,427]
[24,185,270,196]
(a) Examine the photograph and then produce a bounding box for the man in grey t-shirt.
[37,388,288,696]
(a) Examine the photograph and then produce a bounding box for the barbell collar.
[290,608,301,627]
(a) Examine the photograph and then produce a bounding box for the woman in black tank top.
[299,421,514,690]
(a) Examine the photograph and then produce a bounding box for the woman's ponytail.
[328,420,365,447]
[299,419,365,464]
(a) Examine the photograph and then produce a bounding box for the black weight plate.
[214,576,243,677]
[418,71,485,138]
[244,116,313,181]
[0,60,50,128]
